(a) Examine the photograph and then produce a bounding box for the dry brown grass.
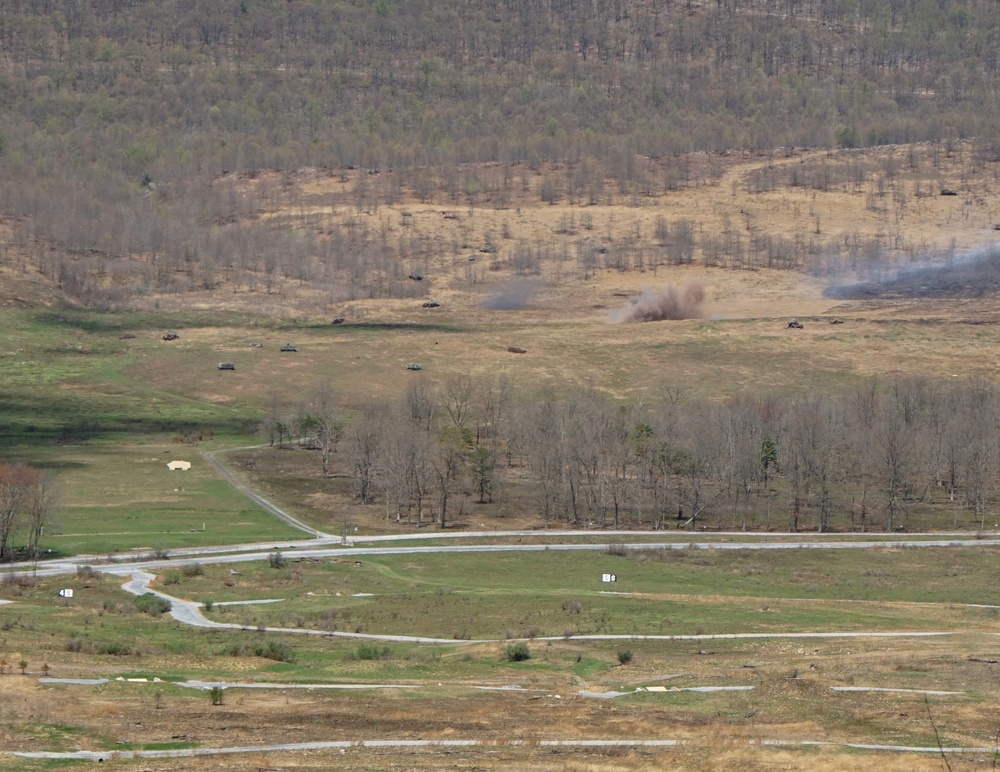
[57,143,990,415]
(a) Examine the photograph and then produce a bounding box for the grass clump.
[133,593,172,616]
[224,639,295,662]
[350,643,393,661]
[97,641,136,656]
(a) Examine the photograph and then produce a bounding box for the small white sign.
[58,588,74,598]
[601,574,617,583]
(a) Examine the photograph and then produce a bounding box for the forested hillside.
[1,0,1000,309]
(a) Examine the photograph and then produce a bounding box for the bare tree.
[26,474,56,574]
[444,375,476,429]
[309,382,343,478]
[785,396,845,532]
[0,463,44,561]
[433,427,469,528]
[404,379,437,432]
[348,401,387,505]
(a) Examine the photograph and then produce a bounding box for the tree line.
[269,374,1000,533]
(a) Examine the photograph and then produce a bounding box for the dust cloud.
[482,278,538,310]
[610,280,705,323]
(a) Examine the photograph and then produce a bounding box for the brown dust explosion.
[610,280,705,323]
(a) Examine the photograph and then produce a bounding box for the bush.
[269,550,286,569]
[65,637,87,653]
[98,641,134,656]
[181,562,204,577]
[506,642,531,662]
[617,649,634,665]
[209,686,225,705]
[134,593,172,616]
[254,640,294,662]
[1,573,34,591]
[351,643,393,661]
[561,598,583,614]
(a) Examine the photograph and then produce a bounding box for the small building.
[167,460,192,471]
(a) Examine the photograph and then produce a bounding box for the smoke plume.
[610,280,705,323]
[824,243,1000,300]
[482,278,538,310]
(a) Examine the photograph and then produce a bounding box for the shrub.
[254,640,294,662]
[134,593,172,616]
[76,565,98,579]
[98,641,134,656]
[1,573,34,590]
[209,686,224,705]
[268,550,286,569]
[351,643,393,661]
[222,642,253,657]
[181,562,204,577]
[605,542,628,557]
[65,637,86,652]
[506,642,531,662]
[561,598,583,614]
[617,649,634,666]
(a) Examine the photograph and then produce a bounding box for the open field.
[4,144,1000,767]
[3,441,302,556]
[3,546,1000,769]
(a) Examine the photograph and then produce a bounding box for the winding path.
[114,568,955,644]
[6,446,1000,764]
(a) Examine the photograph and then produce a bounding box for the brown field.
[105,145,1000,413]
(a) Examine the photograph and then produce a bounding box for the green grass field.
[4,441,301,555]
